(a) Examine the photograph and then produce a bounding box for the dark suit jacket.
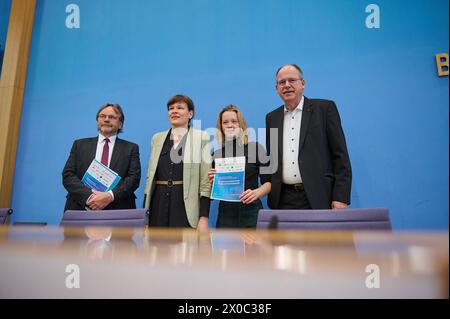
[265,97,352,209]
[62,137,141,211]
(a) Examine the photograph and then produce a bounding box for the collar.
[284,95,304,113]
[98,133,117,143]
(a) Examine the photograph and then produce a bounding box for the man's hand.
[87,190,113,210]
[240,189,261,204]
[207,169,216,186]
[196,217,209,233]
[331,201,348,209]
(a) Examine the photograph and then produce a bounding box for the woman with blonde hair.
[208,105,271,228]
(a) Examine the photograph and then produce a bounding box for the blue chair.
[61,208,148,227]
[257,208,391,230]
[0,208,12,225]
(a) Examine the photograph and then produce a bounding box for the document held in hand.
[81,159,121,192]
[211,156,245,202]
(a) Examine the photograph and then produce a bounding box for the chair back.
[0,208,12,225]
[257,208,391,230]
[61,209,148,227]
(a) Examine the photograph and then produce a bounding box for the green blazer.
[144,128,212,228]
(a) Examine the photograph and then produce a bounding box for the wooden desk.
[0,226,448,298]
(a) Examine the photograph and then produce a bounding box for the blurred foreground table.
[0,226,448,298]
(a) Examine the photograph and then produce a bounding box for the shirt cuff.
[108,190,115,201]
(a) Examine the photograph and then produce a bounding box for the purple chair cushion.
[257,208,391,230]
[61,209,148,227]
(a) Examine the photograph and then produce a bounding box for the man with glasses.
[265,64,352,210]
[62,103,141,211]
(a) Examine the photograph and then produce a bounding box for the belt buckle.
[294,183,303,191]
[167,180,173,187]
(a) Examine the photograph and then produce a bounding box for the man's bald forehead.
[276,64,303,78]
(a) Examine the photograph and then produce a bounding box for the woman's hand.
[196,217,209,233]
[207,169,216,186]
[239,188,261,204]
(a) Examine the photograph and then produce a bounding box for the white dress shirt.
[95,133,117,167]
[89,133,117,202]
[282,96,304,184]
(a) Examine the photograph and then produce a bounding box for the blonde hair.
[216,104,249,146]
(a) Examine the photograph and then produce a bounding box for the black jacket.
[62,137,141,211]
[265,97,352,209]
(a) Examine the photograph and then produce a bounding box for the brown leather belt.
[156,180,183,187]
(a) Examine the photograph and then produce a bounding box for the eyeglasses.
[276,78,302,86]
[98,114,119,120]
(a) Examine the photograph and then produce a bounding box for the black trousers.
[216,199,263,228]
[278,184,312,209]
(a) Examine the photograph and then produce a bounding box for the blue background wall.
[0,0,11,46]
[0,0,12,75]
[10,0,449,229]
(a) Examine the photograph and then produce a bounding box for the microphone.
[268,215,279,230]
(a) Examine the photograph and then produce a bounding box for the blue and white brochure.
[211,156,245,202]
[81,159,121,192]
